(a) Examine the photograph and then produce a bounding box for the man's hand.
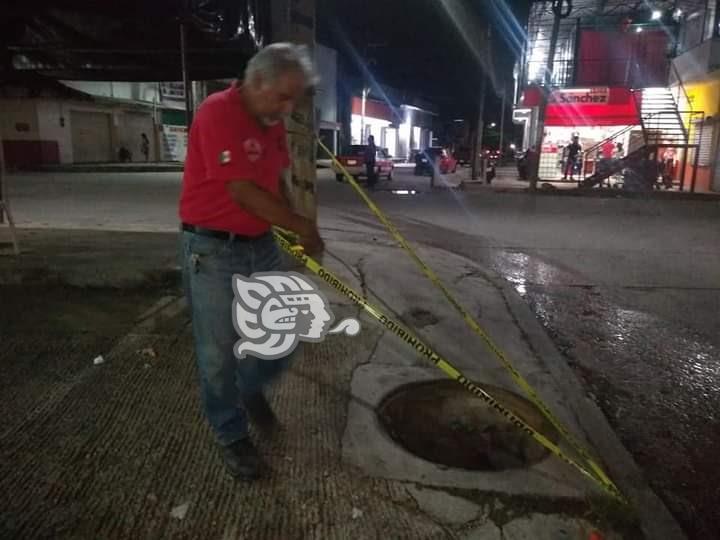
[294,218,324,256]
[299,226,324,256]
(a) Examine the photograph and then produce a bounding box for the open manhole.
[377,379,559,471]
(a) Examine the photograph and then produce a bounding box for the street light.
[651,10,662,21]
[490,122,497,128]
[360,86,370,143]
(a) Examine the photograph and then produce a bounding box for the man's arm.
[226,180,307,233]
[279,169,293,208]
[226,180,324,254]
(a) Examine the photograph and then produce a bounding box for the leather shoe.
[219,438,263,480]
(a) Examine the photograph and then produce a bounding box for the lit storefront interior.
[349,97,434,161]
[520,86,642,181]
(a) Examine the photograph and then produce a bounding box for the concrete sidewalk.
[456,166,720,200]
[0,227,684,539]
[24,162,184,173]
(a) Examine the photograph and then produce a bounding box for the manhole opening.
[376,379,559,471]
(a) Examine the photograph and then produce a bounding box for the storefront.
[350,97,397,153]
[679,78,720,192]
[349,97,436,161]
[517,86,642,181]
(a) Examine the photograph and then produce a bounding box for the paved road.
[5,166,720,538]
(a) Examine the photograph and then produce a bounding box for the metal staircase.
[580,85,704,190]
[638,88,687,146]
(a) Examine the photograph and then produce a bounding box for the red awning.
[521,86,641,127]
[351,97,395,122]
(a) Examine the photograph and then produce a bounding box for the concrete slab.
[502,513,622,540]
[342,364,592,498]
[460,522,503,540]
[405,485,482,524]
[352,243,593,442]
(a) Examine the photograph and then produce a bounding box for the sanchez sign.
[549,87,609,105]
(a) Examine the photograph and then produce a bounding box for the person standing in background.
[562,135,582,181]
[364,135,378,190]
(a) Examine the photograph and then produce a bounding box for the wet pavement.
[0,245,640,539]
[334,209,719,540]
[507,262,720,540]
[4,167,719,538]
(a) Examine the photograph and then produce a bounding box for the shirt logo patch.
[243,138,263,162]
[219,150,232,165]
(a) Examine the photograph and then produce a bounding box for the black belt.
[181,222,264,241]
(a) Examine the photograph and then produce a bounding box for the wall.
[1,99,39,141]
[2,93,166,166]
[350,114,391,145]
[115,110,155,159]
[315,44,338,124]
[684,77,720,116]
[1,99,62,167]
[672,37,720,84]
[681,78,720,192]
[351,97,395,122]
[36,100,73,164]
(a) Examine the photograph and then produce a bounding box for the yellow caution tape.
[270,138,627,503]
[314,139,623,492]
[272,228,625,503]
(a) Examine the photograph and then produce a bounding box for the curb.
[498,280,687,540]
[0,263,181,290]
[16,164,184,174]
[457,181,720,201]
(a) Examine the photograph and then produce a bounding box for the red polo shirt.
[179,81,290,236]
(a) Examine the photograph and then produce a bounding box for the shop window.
[679,10,707,52]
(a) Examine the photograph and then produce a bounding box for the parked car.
[332,145,394,183]
[414,147,458,175]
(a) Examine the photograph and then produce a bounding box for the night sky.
[316,0,530,121]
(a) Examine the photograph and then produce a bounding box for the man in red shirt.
[179,43,323,480]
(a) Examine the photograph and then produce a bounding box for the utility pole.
[271,0,317,223]
[471,22,491,181]
[471,74,487,181]
[0,133,20,255]
[360,86,369,143]
[529,0,572,191]
[179,16,194,127]
[499,79,507,161]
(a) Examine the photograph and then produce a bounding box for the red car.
[414,147,458,175]
[333,145,394,183]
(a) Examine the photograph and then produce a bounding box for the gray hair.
[244,42,319,88]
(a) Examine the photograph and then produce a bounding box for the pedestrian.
[562,135,582,180]
[364,134,378,189]
[178,42,324,481]
[141,133,150,162]
[601,138,615,160]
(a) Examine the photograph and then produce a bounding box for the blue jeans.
[180,229,292,446]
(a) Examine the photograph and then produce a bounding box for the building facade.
[513,0,720,192]
[348,89,437,162]
[315,43,341,158]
